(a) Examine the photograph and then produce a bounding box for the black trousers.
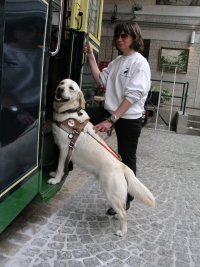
[114,117,142,175]
[86,106,142,175]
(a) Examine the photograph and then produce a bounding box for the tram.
[0,0,104,233]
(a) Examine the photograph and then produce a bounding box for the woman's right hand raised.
[83,43,93,55]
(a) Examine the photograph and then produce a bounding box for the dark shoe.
[127,193,134,202]
[106,207,117,216]
[106,201,131,216]
[126,201,130,211]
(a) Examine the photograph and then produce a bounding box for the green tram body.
[0,0,104,233]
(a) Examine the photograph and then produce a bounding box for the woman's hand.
[94,120,113,133]
[83,43,93,56]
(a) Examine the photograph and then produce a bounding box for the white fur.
[48,79,155,236]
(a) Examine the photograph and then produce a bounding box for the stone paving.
[0,127,200,267]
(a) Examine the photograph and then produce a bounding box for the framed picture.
[158,47,189,73]
[156,0,200,5]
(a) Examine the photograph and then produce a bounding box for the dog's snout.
[57,87,64,94]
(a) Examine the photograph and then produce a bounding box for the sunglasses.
[114,33,129,40]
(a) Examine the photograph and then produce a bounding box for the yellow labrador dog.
[48,79,155,236]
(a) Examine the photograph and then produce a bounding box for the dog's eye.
[69,86,74,90]
[60,81,64,85]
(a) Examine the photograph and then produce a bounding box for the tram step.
[188,114,200,122]
[186,127,200,136]
[187,120,200,129]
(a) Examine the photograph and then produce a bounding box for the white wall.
[99,1,200,113]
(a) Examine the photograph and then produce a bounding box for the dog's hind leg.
[48,148,67,184]
[112,200,127,237]
[104,172,128,236]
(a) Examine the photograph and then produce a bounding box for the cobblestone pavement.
[0,128,200,267]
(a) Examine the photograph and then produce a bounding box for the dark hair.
[113,22,144,52]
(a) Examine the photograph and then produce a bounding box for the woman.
[84,22,151,215]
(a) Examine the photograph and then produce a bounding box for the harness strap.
[55,118,89,175]
[64,130,80,174]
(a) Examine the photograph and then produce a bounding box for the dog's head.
[53,79,85,113]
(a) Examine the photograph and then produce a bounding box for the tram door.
[0,0,104,232]
[0,0,48,200]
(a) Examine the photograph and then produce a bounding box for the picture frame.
[158,47,189,74]
[156,0,200,6]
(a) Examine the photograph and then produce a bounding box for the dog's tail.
[123,165,155,208]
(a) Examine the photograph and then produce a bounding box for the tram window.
[0,0,47,194]
[89,0,101,38]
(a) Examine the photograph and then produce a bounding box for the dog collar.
[53,107,83,116]
[55,118,89,132]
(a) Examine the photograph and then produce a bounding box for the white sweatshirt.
[100,52,151,119]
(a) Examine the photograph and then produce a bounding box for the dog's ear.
[79,91,85,109]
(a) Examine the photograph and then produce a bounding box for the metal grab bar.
[155,64,177,131]
[151,79,189,116]
[49,0,64,56]
[168,66,177,131]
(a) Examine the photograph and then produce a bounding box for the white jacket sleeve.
[124,69,151,104]
[99,61,114,87]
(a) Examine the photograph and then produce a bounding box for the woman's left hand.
[94,120,113,133]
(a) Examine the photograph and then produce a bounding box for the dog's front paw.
[49,171,56,178]
[116,230,124,237]
[48,178,61,185]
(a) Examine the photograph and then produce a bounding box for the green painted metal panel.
[34,170,66,203]
[0,169,67,233]
[0,172,39,233]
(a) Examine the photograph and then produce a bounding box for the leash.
[86,130,122,161]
